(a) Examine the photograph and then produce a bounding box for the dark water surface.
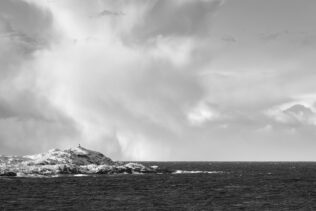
[1,162,316,210]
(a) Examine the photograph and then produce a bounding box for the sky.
[0,0,316,161]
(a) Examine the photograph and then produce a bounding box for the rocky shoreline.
[0,146,172,177]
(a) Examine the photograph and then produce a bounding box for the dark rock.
[156,168,173,174]
[115,167,127,174]
[140,169,156,173]
[0,172,17,177]
[125,168,133,174]
[58,165,80,174]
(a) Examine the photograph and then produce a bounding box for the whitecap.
[73,174,88,177]
[173,170,223,174]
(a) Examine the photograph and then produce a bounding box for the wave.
[73,174,89,177]
[172,170,224,174]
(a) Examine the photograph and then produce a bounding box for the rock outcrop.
[0,171,17,177]
[24,146,115,166]
[0,146,170,177]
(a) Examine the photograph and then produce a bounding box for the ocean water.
[1,162,316,210]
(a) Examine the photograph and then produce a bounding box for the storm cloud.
[1,0,316,161]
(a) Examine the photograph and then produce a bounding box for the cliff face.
[0,146,167,177]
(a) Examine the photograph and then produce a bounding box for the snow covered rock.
[24,146,115,166]
[0,146,165,176]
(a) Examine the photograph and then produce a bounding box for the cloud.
[187,101,220,126]
[96,10,125,17]
[266,103,316,126]
[0,0,78,155]
[32,35,206,159]
[221,35,237,43]
[100,0,225,44]
[259,31,287,41]
[132,0,223,38]
[0,0,226,160]
[2,0,316,161]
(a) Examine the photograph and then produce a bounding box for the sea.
[1,162,316,210]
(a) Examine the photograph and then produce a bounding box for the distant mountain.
[0,146,171,177]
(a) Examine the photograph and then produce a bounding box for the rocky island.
[0,146,170,177]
